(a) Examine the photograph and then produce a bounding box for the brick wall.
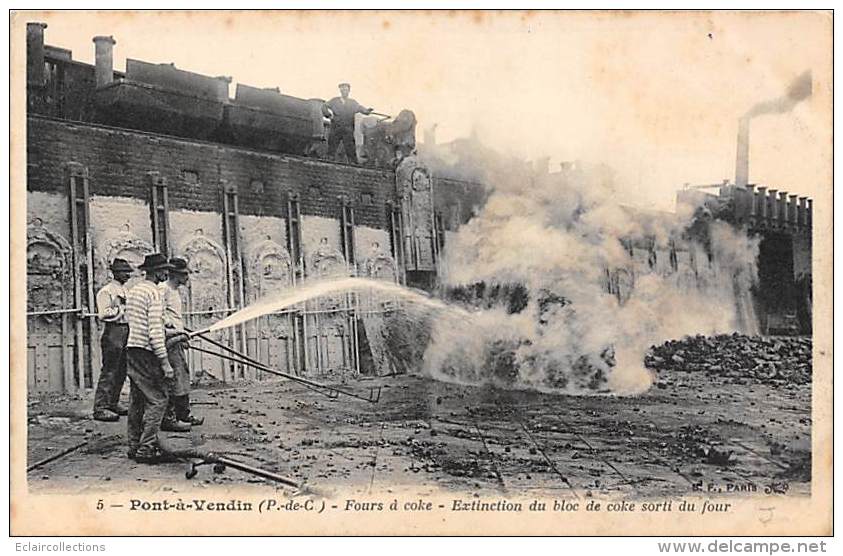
[27,116,397,229]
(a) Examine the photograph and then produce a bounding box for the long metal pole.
[27,439,89,472]
[209,453,301,488]
[187,339,378,403]
[27,307,82,317]
[188,344,380,403]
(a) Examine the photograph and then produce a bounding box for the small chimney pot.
[93,35,116,88]
[756,186,767,219]
[767,189,778,221]
[27,22,48,87]
[778,191,788,222]
[788,194,798,224]
[798,197,807,228]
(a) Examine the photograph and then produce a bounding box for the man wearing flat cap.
[160,257,203,430]
[92,258,134,422]
[326,82,373,164]
[124,253,175,463]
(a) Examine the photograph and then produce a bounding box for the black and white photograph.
[9,9,832,536]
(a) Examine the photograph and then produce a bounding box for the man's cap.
[169,257,190,275]
[338,82,351,88]
[109,258,134,273]
[138,253,172,271]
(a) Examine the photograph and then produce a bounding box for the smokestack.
[92,35,116,88]
[27,22,47,87]
[735,116,750,188]
[735,70,812,188]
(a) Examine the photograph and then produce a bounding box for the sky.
[15,10,832,210]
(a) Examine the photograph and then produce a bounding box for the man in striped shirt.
[92,258,133,422]
[125,253,175,463]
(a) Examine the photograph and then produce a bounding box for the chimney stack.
[92,35,116,88]
[798,197,807,228]
[735,116,750,188]
[788,194,798,224]
[779,191,788,222]
[767,189,778,221]
[27,22,47,87]
[756,186,768,219]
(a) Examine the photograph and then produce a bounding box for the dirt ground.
[25,353,811,500]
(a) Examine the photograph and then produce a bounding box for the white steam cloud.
[425,156,759,396]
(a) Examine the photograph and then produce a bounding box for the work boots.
[161,419,191,432]
[93,408,120,422]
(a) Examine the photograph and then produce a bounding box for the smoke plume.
[424,153,760,396]
[745,70,812,119]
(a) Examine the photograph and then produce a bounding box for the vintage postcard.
[9,10,832,536]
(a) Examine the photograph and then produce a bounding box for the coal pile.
[645,334,812,385]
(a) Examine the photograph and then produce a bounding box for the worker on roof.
[326,82,373,164]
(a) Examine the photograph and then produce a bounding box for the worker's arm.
[148,291,174,378]
[354,100,373,115]
[95,286,124,322]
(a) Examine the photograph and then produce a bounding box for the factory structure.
[24,22,812,395]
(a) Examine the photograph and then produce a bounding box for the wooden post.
[67,162,96,392]
[232,190,247,379]
[148,172,171,255]
[60,289,74,393]
[82,170,99,390]
[221,181,247,381]
[340,198,360,377]
[66,167,82,393]
[387,201,406,285]
[286,194,305,376]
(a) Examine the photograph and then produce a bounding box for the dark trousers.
[93,323,129,412]
[126,347,169,455]
[328,125,357,163]
[164,342,192,423]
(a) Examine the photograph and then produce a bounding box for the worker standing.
[326,82,373,164]
[160,257,203,430]
[124,253,175,463]
[92,258,134,422]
